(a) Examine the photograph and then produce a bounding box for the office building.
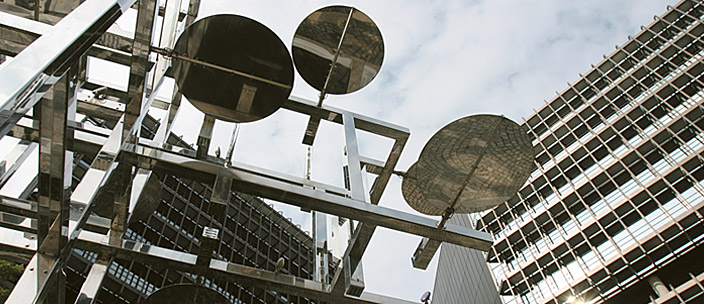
[434,0,704,303]
[62,117,324,303]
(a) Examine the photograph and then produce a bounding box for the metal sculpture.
[0,1,516,303]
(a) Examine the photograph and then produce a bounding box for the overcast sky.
[0,0,676,302]
[160,0,680,302]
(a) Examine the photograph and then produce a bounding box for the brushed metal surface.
[403,115,533,215]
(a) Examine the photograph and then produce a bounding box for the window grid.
[477,1,704,303]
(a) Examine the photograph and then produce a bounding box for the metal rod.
[318,7,354,107]
[225,123,240,165]
[443,117,505,225]
[151,47,293,90]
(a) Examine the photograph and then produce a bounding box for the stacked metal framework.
[437,0,704,303]
[0,0,494,303]
[60,118,324,303]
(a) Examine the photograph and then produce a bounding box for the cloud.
[165,0,673,301]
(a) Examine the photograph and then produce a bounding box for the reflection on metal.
[0,2,499,303]
[172,14,294,123]
[405,115,533,269]
[403,115,534,216]
[0,141,37,190]
[0,0,134,138]
[143,284,229,304]
[293,6,384,95]
[294,5,384,145]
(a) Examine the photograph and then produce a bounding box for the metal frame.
[0,1,494,303]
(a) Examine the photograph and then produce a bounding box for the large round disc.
[292,6,384,94]
[144,284,229,304]
[173,14,294,122]
[406,115,534,215]
[401,162,433,214]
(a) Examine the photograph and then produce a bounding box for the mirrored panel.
[292,6,384,95]
[403,115,534,215]
[173,14,294,122]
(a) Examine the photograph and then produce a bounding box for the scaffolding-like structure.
[0,0,493,303]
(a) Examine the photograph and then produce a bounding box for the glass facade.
[56,117,327,303]
[436,0,704,303]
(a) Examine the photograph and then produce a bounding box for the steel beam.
[284,97,410,286]
[411,238,441,269]
[122,0,158,141]
[0,0,136,138]
[73,261,108,304]
[72,235,380,304]
[124,146,494,250]
[0,141,37,190]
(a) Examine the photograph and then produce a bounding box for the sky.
[163,0,678,302]
[0,0,676,302]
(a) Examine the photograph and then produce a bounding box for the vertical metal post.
[312,211,329,286]
[122,0,158,142]
[150,0,187,143]
[153,0,201,144]
[196,115,216,159]
[74,0,158,301]
[130,0,201,245]
[106,165,132,246]
[35,63,75,304]
[341,113,365,201]
[305,143,331,286]
[8,63,76,304]
[335,113,366,296]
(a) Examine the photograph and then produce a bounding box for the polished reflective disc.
[403,115,534,215]
[144,284,229,304]
[401,162,432,213]
[173,14,294,122]
[292,6,384,94]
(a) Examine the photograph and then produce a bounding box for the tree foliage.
[0,260,25,303]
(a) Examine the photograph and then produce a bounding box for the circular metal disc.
[144,284,229,304]
[173,14,294,123]
[401,162,432,213]
[404,115,534,215]
[292,6,384,94]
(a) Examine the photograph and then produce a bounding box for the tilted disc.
[144,284,229,304]
[172,14,294,123]
[406,115,534,215]
[292,5,384,94]
[401,162,434,214]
